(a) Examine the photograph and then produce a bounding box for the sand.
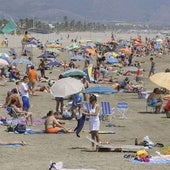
[0,32,170,170]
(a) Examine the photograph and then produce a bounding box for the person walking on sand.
[28,65,38,95]
[148,57,155,77]
[81,94,100,149]
[20,76,30,112]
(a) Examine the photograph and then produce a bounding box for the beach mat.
[0,144,22,147]
[24,129,65,135]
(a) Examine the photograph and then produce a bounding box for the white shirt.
[20,82,29,97]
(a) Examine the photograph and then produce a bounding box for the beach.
[0,31,170,170]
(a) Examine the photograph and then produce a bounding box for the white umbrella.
[50,77,84,97]
[0,58,9,67]
[149,72,170,90]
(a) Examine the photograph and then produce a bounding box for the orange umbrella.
[119,48,132,55]
[86,48,97,56]
[132,38,142,43]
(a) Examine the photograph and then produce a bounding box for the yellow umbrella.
[149,72,170,90]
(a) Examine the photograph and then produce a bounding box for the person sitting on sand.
[147,88,163,113]
[44,110,72,133]
[7,98,33,126]
[6,88,22,108]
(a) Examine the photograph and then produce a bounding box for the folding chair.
[116,101,128,119]
[6,106,18,119]
[6,107,25,124]
[101,101,115,121]
[146,103,155,113]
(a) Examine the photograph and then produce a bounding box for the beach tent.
[0,19,18,34]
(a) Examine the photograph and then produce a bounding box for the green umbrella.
[46,48,61,54]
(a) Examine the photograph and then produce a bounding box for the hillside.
[0,0,170,26]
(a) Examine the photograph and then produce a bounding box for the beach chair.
[100,101,115,121]
[116,101,128,119]
[6,106,18,119]
[146,102,155,113]
[6,107,25,124]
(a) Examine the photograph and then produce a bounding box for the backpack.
[14,124,26,133]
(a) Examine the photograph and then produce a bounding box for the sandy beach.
[0,31,170,170]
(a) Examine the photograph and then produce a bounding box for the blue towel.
[0,144,22,147]
[132,158,170,164]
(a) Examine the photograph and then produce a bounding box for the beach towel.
[132,157,170,164]
[0,144,22,147]
[74,114,86,137]
[23,129,65,135]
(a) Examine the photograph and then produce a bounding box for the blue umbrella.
[83,85,118,94]
[70,55,85,61]
[47,61,62,67]
[106,57,118,64]
[37,52,56,59]
[13,58,32,65]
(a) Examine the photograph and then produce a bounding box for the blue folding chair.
[116,101,128,119]
[101,101,115,121]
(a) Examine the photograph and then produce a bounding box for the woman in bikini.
[44,110,72,133]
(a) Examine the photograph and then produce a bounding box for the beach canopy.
[50,77,84,97]
[149,72,170,90]
[0,19,18,34]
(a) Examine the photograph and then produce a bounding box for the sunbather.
[44,110,72,133]
[7,98,33,126]
[0,140,27,145]
[147,88,163,113]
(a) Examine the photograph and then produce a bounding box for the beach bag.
[14,124,26,133]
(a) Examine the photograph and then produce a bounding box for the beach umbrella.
[85,48,97,56]
[106,57,118,64]
[119,48,131,55]
[12,58,32,65]
[121,66,138,72]
[50,77,84,97]
[0,53,10,58]
[0,58,9,67]
[149,72,170,90]
[37,52,56,59]
[0,53,11,64]
[62,69,87,78]
[67,44,80,50]
[47,61,62,67]
[104,52,118,58]
[46,48,61,54]
[83,85,118,94]
[70,55,85,61]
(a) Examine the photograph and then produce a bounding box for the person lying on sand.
[0,140,27,145]
[31,85,50,95]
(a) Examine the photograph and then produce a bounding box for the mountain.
[0,0,170,26]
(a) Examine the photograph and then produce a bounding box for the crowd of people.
[0,31,169,150]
